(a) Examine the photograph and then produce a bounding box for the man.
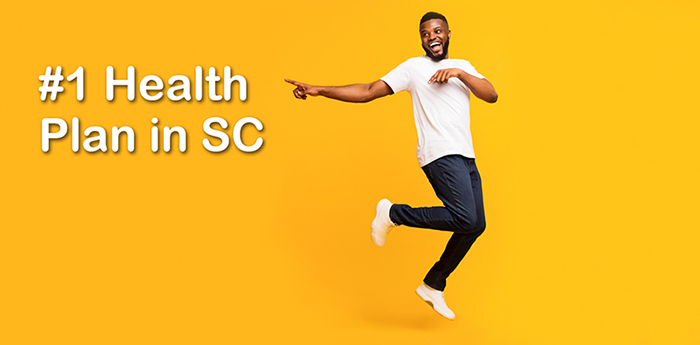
[285,12,498,320]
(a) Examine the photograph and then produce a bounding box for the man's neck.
[424,55,450,62]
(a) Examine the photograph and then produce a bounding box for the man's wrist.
[457,69,469,80]
[456,69,470,85]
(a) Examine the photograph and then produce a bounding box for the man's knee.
[475,219,486,237]
[453,216,486,235]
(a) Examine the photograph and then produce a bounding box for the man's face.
[420,18,451,62]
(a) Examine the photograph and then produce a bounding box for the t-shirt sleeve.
[460,60,486,79]
[380,61,411,94]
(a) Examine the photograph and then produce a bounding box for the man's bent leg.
[388,155,487,290]
[389,155,481,233]
[424,159,486,290]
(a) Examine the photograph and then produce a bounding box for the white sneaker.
[370,199,395,247]
[416,283,456,320]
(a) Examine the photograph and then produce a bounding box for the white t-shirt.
[381,56,486,167]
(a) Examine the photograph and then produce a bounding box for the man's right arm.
[285,79,393,103]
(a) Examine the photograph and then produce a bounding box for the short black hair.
[420,12,448,28]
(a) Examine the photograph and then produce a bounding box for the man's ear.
[448,30,452,39]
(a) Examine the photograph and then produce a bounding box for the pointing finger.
[428,73,437,84]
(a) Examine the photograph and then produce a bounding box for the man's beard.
[423,38,450,62]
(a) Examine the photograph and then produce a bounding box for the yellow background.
[1,0,699,344]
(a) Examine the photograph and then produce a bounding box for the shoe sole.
[370,200,389,247]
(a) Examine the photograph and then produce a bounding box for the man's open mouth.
[430,42,442,53]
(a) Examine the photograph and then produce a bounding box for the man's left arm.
[428,68,498,103]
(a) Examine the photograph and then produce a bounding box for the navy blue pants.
[389,155,486,291]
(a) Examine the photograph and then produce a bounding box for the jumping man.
[285,12,498,320]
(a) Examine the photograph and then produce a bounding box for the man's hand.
[285,79,320,100]
[428,68,463,84]
[428,68,498,103]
